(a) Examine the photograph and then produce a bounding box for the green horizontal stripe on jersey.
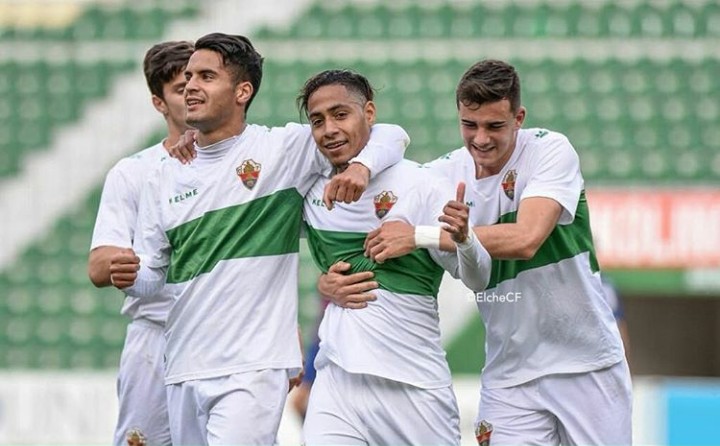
[487,190,599,289]
[165,188,303,283]
[305,224,445,297]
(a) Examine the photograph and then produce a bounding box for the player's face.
[307,84,376,168]
[459,99,525,178]
[183,49,243,134]
[158,71,190,133]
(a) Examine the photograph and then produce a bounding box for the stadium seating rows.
[0,61,135,176]
[256,2,720,39]
[0,2,199,41]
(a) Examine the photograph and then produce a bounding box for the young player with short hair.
[88,40,195,446]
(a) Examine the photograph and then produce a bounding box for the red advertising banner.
[587,189,720,268]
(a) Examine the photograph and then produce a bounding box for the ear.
[234,81,254,106]
[364,100,377,126]
[515,106,526,128]
[151,95,168,115]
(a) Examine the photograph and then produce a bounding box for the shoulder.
[264,122,310,138]
[425,147,470,166]
[518,128,580,168]
[112,142,168,175]
[382,159,453,193]
[520,128,576,156]
[382,158,435,180]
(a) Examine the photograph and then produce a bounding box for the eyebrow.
[185,68,217,77]
[309,103,351,118]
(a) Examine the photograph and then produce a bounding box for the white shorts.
[114,319,170,446]
[304,362,460,446]
[477,360,632,446]
[166,369,290,446]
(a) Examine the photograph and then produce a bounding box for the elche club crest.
[236,159,261,190]
[501,169,517,200]
[374,191,398,219]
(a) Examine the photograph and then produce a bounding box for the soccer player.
[331,59,633,445]
[88,40,194,446]
[299,69,492,446]
[108,33,409,446]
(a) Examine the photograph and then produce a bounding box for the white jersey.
[425,128,625,389]
[90,142,175,325]
[304,160,491,389]
[131,123,407,385]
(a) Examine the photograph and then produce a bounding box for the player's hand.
[364,220,415,263]
[108,248,140,289]
[439,182,469,244]
[288,368,304,393]
[323,163,369,209]
[318,261,377,309]
[168,129,197,164]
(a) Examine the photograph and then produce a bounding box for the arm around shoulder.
[349,124,409,178]
[471,197,563,260]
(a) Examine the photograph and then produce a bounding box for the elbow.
[515,245,538,260]
[515,236,544,260]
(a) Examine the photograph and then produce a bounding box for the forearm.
[350,124,408,178]
[124,260,166,298]
[439,224,539,259]
[455,230,492,291]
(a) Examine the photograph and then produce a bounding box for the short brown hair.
[143,40,195,99]
[456,59,521,112]
[194,33,264,114]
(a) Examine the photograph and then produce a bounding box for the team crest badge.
[501,169,517,200]
[236,159,261,190]
[125,428,147,446]
[374,191,398,219]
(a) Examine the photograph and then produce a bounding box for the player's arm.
[88,161,138,287]
[113,172,170,297]
[364,198,560,262]
[441,197,561,259]
[317,261,378,310]
[433,183,492,291]
[367,135,581,261]
[304,123,409,208]
[288,328,305,392]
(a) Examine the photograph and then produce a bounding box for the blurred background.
[0,0,718,444]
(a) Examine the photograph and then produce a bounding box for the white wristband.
[414,226,441,249]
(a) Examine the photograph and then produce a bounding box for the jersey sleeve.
[89,159,138,250]
[279,122,410,192]
[520,134,584,225]
[132,170,171,270]
[421,147,467,183]
[276,123,331,190]
[349,124,409,178]
[124,171,170,298]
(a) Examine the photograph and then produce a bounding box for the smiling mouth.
[473,145,494,153]
[186,98,203,109]
[324,141,346,151]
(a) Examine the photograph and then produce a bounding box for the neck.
[197,123,247,147]
[163,126,188,151]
